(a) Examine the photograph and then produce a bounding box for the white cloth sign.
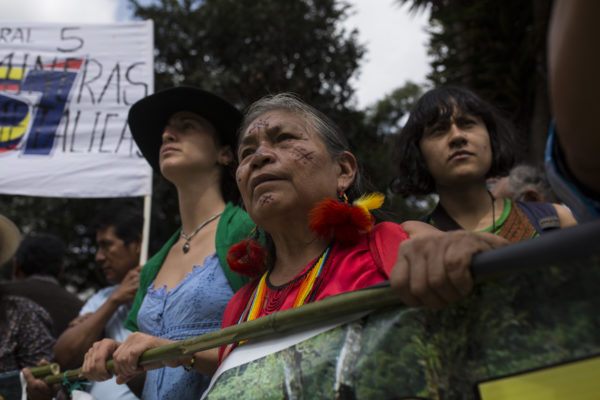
[0,21,153,197]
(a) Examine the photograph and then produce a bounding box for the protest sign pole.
[140,193,152,264]
[139,20,154,265]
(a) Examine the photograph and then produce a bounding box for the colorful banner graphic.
[0,21,153,197]
[204,256,600,400]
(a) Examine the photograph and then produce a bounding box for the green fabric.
[215,204,256,292]
[479,197,511,233]
[124,203,254,332]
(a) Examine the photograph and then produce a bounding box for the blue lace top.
[137,252,234,400]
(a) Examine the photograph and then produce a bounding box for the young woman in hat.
[81,87,254,400]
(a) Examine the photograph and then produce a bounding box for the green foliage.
[129,0,364,113]
[360,81,437,220]
[362,82,422,191]
[365,81,424,136]
[0,196,131,292]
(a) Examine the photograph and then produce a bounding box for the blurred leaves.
[129,0,365,114]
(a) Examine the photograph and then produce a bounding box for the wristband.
[183,355,195,372]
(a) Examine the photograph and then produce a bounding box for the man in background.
[52,200,144,399]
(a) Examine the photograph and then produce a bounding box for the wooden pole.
[44,285,401,384]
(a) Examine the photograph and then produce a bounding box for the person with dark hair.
[394,86,575,240]
[3,234,83,337]
[0,287,55,373]
[52,200,143,400]
[81,87,256,400]
[82,93,508,384]
[91,200,145,247]
[0,215,55,373]
[14,234,65,277]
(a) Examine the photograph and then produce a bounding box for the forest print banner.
[0,21,153,198]
[204,255,600,400]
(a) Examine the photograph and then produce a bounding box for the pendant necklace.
[180,211,223,253]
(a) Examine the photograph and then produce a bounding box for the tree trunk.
[333,320,364,400]
[282,346,304,400]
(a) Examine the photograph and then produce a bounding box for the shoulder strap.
[515,201,561,234]
[427,203,463,232]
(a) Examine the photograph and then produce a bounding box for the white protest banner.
[0,21,153,198]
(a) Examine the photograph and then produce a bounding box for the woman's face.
[418,110,492,188]
[236,110,351,227]
[159,111,231,180]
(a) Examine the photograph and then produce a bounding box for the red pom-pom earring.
[226,228,267,278]
[309,192,385,245]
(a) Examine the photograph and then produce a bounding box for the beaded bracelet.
[183,355,196,372]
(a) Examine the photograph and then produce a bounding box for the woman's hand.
[82,338,121,382]
[111,332,176,384]
[22,360,57,400]
[393,221,509,308]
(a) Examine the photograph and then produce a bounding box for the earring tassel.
[309,192,384,245]
[226,238,267,278]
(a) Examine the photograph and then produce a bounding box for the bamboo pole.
[29,363,60,379]
[44,285,402,385]
[39,220,600,384]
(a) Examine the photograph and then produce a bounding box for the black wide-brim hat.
[128,86,243,172]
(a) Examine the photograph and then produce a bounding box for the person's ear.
[336,151,358,193]
[218,145,234,166]
[521,188,543,202]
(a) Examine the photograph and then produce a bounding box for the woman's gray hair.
[239,93,363,200]
[508,164,559,203]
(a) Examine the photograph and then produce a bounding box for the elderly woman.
[218,93,511,360]
[83,93,507,384]
[394,86,576,239]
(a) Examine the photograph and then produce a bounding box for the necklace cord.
[180,211,223,253]
[487,190,496,232]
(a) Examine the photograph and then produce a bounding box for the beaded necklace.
[238,246,331,325]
